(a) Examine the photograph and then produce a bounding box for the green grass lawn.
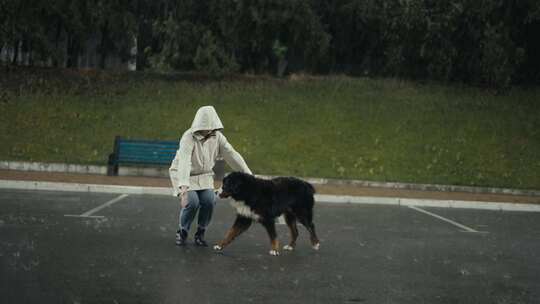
[1,67,539,189]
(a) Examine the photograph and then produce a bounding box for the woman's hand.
[179,186,188,208]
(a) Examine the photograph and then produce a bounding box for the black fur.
[215,172,320,255]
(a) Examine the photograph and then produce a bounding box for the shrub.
[193,31,239,78]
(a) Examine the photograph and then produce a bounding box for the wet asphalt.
[1,189,540,304]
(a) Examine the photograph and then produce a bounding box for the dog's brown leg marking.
[217,227,239,248]
[298,217,320,250]
[262,220,280,255]
[217,216,252,249]
[306,223,320,250]
[271,239,280,252]
[284,212,298,249]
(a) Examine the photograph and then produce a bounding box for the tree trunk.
[135,0,146,71]
[136,19,150,71]
[66,34,73,67]
[21,37,30,66]
[53,20,62,67]
[277,58,288,77]
[67,34,79,68]
[28,41,34,66]
[99,21,109,69]
[12,40,19,64]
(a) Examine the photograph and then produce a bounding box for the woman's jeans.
[178,189,216,232]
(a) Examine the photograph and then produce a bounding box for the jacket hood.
[190,106,224,133]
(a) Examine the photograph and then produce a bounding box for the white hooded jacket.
[169,106,252,196]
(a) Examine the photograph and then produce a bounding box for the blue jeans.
[178,189,216,232]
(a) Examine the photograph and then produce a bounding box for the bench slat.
[118,145,178,150]
[117,152,176,159]
[117,149,178,155]
[117,158,174,164]
[117,154,175,160]
[118,143,178,149]
[117,138,179,145]
[117,152,176,158]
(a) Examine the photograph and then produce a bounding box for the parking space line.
[64,194,129,218]
[64,215,105,219]
[408,205,487,233]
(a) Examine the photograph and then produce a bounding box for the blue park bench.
[107,136,178,176]
[107,136,225,179]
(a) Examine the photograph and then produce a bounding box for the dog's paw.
[283,245,295,251]
[269,250,280,256]
[213,244,223,251]
[312,243,321,251]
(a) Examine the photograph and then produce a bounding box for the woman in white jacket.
[169,106,252,246]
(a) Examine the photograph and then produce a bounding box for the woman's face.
[197,130,216,137]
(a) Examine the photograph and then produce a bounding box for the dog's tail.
[305,181,316,196]
[302,181,316,208]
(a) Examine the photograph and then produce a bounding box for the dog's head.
[219,172,253,200]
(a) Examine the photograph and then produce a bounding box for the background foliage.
[1,0,539,88]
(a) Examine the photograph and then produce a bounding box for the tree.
[95,0,137,69]
[149,0,208,70]
[207,0,329,74]
[193,30,239,77]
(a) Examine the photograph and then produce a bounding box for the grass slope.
[1,67,539,189]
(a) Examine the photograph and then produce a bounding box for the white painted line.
[64,215,105,219]
[80,194,129,216]
[408,205,485,233]
[64,194,128,218]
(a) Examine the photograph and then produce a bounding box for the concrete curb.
[0,179,171,196]
[0,160,167,177]
[2,160,540,197]
[2,179,540,213]
[296,177,540,197]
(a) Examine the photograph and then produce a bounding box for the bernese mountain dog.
[213,172,320,256]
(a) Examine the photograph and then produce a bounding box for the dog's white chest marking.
[229,200,260,221]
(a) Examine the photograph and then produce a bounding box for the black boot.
[175,229,188,246]
[194,228,208,247]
